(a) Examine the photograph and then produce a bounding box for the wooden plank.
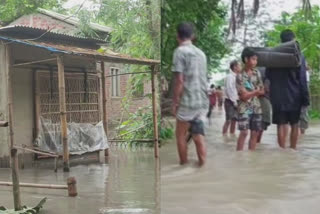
[57,55,70,172]
[5,45,22,211]
[151,65,159,158]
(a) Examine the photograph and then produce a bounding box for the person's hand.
[172,103,178,116]
[233,101,238,107]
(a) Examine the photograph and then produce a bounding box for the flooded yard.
[0,147,160,214]
[161,109,320,214]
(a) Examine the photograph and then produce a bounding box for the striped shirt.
[172,41,209,111]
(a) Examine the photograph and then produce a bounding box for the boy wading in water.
[236,48,264,151]
[172,22,209,166]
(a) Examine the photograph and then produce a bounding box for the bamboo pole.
[0,176,78,197]
[101,62,108,135]
[151,65,159,158]
[33,69,40,141]
[104,71,150,78]
[12,58,56,67]
[57,55,69,172]
[6,45,22,210]
[108,139,154,142]
[13,145,58,158]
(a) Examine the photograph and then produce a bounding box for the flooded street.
[0,147,159,214]
[161,109,320,214]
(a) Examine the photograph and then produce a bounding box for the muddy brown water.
[0,147,160,214]
[161,109,320,214]
[1,109,319,214]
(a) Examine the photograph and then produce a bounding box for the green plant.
[0,198,46,214]
[309,109,320,120]
[116,106,173,146]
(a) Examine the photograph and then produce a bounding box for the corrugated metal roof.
[38,8,112,33]
[0,25,107,44]
[0,36,159,66]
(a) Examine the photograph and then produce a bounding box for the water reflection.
[0,146,160,214]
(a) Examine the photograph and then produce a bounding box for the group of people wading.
[172,22,310,166]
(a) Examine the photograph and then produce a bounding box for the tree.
[0,0,66,24]
[161,0,229,91]
[228,0,313,35]
[265,6,320,97]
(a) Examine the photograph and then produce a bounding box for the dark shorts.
[273,110,301,125]
[188,118,205,136]
[238,113,263,131]
[224,99,238,121]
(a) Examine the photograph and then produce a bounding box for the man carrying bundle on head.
[266,29,310,149]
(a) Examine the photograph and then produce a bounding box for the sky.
[211,0,320,83]
[63,0,320,83]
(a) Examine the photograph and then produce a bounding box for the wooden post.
[6,45,22,210]
[57,55,69,172]
[33,69,40,141]
[101,62,108,135]
[67,177,78,197]
[151,65,159,158]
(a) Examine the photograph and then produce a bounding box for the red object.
[209,92,216,106]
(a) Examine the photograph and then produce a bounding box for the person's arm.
[256,71,265,97]
[173,73,184,114]
[299,56,310,106]
[171,49,185,115]
[236,74,259,102]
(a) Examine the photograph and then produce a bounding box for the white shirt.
[224,70,238,105]
[306,70,310,83]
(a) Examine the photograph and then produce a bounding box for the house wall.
[10,13,76,34]
[12,68,34,148]
[102,62,152,130]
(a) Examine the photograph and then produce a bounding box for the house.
[9,8,153,137]
[0,11,159,169]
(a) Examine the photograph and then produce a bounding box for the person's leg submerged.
[176,120,190,165]
[277,124,288,148]
[192,134,206,166]
[237,130,248,151]
[222,120,231,135]
[230,120,237,135]
[249,130,259,150]
[290,123,299,149]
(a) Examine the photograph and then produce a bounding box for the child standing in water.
[236,48,264,151]
[216,86,224,110]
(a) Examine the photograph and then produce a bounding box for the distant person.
[207,84,217,121]
[257,67,272,143]
[216,86,224,110]
[266,29,309,149]
[236,48,264,151]
[172,22,208,166]
[222,60,241,138]
[299,65,311,135]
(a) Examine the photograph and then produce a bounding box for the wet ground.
[161,109,320,214]
[0,147,160,214]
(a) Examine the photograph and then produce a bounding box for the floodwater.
[161,109,320,214]
[0,146,160,214]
